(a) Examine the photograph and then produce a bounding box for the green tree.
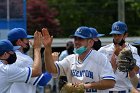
[48,0,140,37]
[27,0,62,37]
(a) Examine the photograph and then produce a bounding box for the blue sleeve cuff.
[37,72,52,86]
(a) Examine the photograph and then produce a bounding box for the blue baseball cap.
[70,26,94,39]
[8,28,34,41]
[0,40,20,55]
[89,27,104,38]
[110,21,128,35]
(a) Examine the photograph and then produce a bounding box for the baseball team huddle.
[0,21,140,93]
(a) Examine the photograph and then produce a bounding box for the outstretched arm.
[42,28,58,73]
[84,79,115,90]
[32,31,42,77]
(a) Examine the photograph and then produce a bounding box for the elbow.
[46,69,57,74]
[108,80,116,89]
[101,80,116,90]
[32,69,42,77]
[36,70,42,76]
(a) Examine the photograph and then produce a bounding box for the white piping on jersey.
[33,73,44,86]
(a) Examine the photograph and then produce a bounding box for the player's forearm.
[44,47,57,73]
[128,70,139,88]
[84,79,115,90]
[32,48,42,77]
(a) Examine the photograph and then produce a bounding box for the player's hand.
[41,28,53,48]
[33,31,42,49]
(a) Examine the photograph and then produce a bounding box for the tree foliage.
[27,0,62,37]
[48,0,140,37]
[27,0,140,37]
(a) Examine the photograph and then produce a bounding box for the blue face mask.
[73,46,87,55]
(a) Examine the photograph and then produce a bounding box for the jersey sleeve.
[28,72,52,86]
[98,47,106,54]
[98,53,116,80]
[131,46,140,68]
[55,55,73,77]
[7,64,32,83]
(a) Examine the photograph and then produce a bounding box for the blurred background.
[0,0,140,93]
[0,0,140,39]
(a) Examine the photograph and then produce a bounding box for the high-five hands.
[41,28,53,48]
[33,31,42,49]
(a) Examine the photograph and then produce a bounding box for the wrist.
[84,83,92,89]
[34,48,41,51]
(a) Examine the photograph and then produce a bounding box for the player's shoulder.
[0,63,6,72]
[98,43,114,53]
[90,50,109,64]
[15,52,33,67]
[127,43,137,49]
[65,54,76,59]
[126,43,137,51]
[126,43,138,52]
[91,50,107,58]
[99,43,113,50]
[16,51,33,61]
[0,63,19,73]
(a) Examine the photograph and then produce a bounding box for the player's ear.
[16,39,23,45]
[88,39,94,47]
[0,52,8,59]
[123,33,128,39]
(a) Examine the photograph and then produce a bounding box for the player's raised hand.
[33,31,42,49]
[41,28,53,48]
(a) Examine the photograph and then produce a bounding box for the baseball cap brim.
[109,31,125,35]
[27,35,34,39]
[97,34,105,37]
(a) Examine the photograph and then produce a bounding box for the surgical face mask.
[92,40,101,50]
[23,43,30,53]
[73,46,87,55]
[6,53,17,64]
[113,39,125,46]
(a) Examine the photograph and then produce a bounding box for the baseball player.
[98,21,140,93]
[42,27,116,93]
[0,31,42,93]
[7,28,52,93]
[132,41,140,92]
[89,27,104,50]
